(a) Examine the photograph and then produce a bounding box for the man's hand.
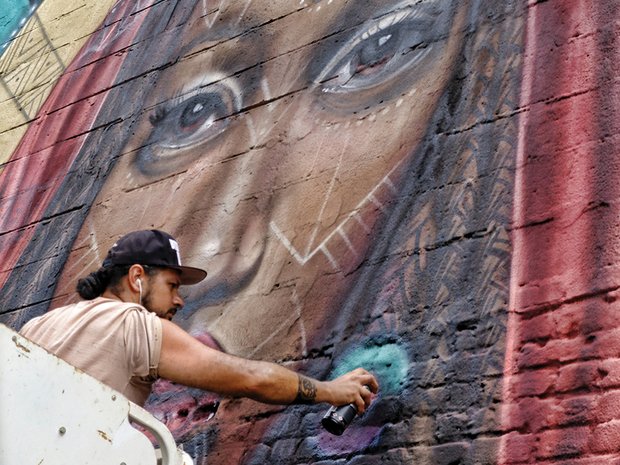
[321,368,379,413]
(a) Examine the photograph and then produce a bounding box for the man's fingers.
[367,377,379,393]
[359,372,379,394]
[361,385,373,407]
[332,368,379,412]
[354,395,367,413]
[348,368,379,390]
[352,386,373,414]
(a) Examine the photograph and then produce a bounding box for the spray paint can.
[321,403,359,435]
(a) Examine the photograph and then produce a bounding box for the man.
[20,229,378,414]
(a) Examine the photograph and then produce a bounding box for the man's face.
[142,268,184,321]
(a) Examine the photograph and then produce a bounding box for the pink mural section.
[502,0,620,463]
[0,1,154,290]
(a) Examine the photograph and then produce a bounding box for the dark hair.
[76,265,131,300]
[76,264,162,300]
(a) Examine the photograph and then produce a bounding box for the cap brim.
[177,266,208,285]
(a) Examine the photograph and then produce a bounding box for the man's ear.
[127,264,145,293]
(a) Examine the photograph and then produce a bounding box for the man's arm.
[158,320,378,412]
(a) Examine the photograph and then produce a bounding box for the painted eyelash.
[149,106,169,126]
[148,86,212,127]
[360,8,412,41]
[149,86,187,126]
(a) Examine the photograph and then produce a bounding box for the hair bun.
[76,269,109,299]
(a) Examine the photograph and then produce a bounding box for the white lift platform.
[0,323,193,465]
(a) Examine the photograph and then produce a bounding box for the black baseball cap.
[102,230,207,285]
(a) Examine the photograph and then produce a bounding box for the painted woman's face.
[54,0,469,358]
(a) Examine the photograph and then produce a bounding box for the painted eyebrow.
[177,18,246,60]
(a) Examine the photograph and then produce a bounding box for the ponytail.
[76,265,131,299]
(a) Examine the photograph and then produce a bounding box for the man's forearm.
[240,360,329,405]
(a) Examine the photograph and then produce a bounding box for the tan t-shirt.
[20,297,162,406]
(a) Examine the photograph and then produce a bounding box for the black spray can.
[321,403,358,436]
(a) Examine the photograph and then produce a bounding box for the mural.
[3,0,619,464]
[0,0,522,463]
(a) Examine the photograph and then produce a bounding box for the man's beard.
[142,290,177,320]
[141,289,152,310]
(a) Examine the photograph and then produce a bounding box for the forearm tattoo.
[295,374,317,404]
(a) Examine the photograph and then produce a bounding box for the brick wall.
[501,1,620,464]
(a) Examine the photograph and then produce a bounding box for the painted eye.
[176,95,221,139]
[318,19,425,93]
[151,82,238,150]
[313,2,455,111]
[136,77,242,175]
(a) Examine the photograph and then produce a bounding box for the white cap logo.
[169,238,182,265]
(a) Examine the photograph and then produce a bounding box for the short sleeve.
[123,308,163,378]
